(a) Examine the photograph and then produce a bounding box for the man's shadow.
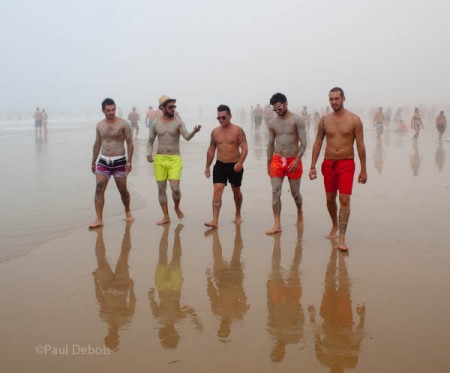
[148,224,202,349]
[205,225,250,342]
[308,239,366,373]
[92,223,136,351]
[266,227,305,362]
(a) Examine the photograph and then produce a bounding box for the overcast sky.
[1,0,450,114]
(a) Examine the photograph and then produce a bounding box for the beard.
[165,111,175,118]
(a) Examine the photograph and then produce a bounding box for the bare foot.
[89,220,103,229]
[204,221,218,228]
[175,207,184,220]
[326,226,338,239]
[232,216,242,224]
[296,212,304,227]
[338,237,349,252]
[125,212,135,222]
[265,226,282,235]
[156,216,170,225]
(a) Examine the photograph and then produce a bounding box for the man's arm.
[354,118,367,184]
[179,118,201,140]
[123,121,134,173]
[234,127,248,172]
[309,117,325,180]
[266,126,275,175]
[205,130,217,178]
[146,124,156,162]
[91,126,102,173]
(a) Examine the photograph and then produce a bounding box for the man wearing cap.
[147,96,202,225]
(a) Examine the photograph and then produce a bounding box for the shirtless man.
[266,92,307,235]
[33,107,43,131]
[145,106,157,128]
[127,107,140,140]
[309,87,367,251]
[436,110,447,140]
[373,107,385,138]
[147,95,202,225]
[411,107,424,142]
[90,98,134,229]
[204,105,248,228]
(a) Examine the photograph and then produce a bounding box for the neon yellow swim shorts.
[153,154,183,181]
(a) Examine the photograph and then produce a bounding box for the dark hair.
[101,98,115,110]
[329,87,345,98]
[270,93,287,105]
[217,104,231,115]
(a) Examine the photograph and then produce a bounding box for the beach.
[1,113,450,373]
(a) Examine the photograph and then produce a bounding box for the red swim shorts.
[321,159,355,195]
[269,154,303,179]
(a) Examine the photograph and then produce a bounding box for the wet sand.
[1,118,450,372]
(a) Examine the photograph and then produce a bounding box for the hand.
[309,168,317,180]
[194,125,202,133]
[358,170,367,184]
[234,162,243,172]
[147,155,153,163]
[126,162,132,173]
[91,163,96,174]
[205,167,210,178]
[288,159,300,172]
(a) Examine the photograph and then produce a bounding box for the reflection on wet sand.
[252,131,266,160]
[92,224,136,351]
[435,142,445,171]
[373,138,384,174]
[410,142,422,176]
[266,228,304,362]
[309,240,365,373]
[205,225,249,341]
[148,224,202,349]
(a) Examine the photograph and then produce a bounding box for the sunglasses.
[217,116,227,120]
[273,104,284,112]
[166,105,176,110]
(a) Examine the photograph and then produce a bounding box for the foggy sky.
[2,0,450,114]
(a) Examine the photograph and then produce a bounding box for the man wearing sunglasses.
[147,95,202,225]
[266,93,307,235]
[204,105,248,229]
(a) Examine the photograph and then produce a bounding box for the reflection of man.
[127,107,140,140]
[205,225,249,340]
[90,98,134,229]
[309,243,365,373]
[309,87,367,252]
[147,95,202,225]
[92,224,136,351]
[149,224,202,349]
[204,105,248,228]
[266,92,307,235]
[266,228,304,362]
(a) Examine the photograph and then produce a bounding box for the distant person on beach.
[309,87,367,252]
[33,107,43,131]
[263,104,275,128]
[411,107,424,142]
[145,106,157,128]
[435,110,447,140]
[204,105,248,228]
[147,95,202,225]
[127,107,140,140]
[373,107,385,138]
[89,98,134,229]
[42,109,48,130]
[253,104,263,132]
[266,92,307,235]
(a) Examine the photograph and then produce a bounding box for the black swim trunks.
[213,160,243,186]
